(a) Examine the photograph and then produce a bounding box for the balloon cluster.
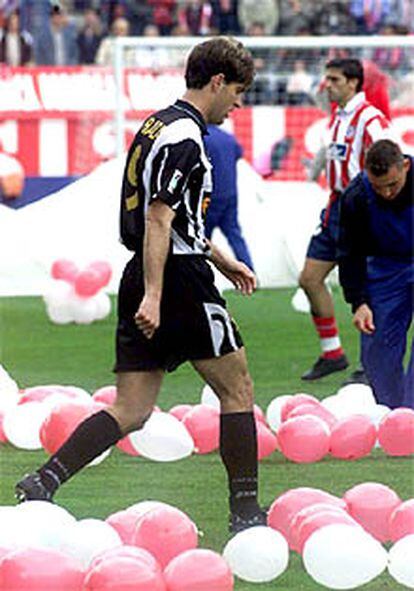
[266,385,414,462]
[43,259,112,325]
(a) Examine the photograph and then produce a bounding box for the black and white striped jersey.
[120,99,212,256]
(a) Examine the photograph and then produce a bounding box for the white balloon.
[321,392,374,420]
[303,523,388,589]
[223,526,289,583]
[0,505,57,550]
[388,534,414,588]
[336,384,376,408]
[129,412,194,462]
[3,401,51,449]
[86,447,111,467]
[60,518,122,568]
[291,288,311,314]
[70,295,99,324]
[15,501,76,550]
[266,395,293,432]
[200,384,220,410]
[94,292,111,320]
[43,280,75,324]
[0,365,20,412]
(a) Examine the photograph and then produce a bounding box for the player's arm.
[208,241,256,295]
[337,179,372,328]
[135,200,175,339]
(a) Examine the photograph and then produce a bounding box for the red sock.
[312,315,344,360]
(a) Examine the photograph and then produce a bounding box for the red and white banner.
[1,67,413,178]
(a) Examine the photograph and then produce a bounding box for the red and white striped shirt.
[326,91,392,194]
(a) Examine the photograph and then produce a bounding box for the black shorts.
[114,254,243,373]
[306,196,341,262]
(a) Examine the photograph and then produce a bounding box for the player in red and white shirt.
[299,58,393,381]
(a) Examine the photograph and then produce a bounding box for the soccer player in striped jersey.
[299,58,393,381]
[16,37,267,534]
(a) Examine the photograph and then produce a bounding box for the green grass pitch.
[0,288,413,590]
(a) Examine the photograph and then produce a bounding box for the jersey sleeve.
[149,136,202,210]
[337,177,370,311]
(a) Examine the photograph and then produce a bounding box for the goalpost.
[112,34,414,157]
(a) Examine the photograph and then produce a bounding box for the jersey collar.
[173,100,208,135]
[339,91,366,116]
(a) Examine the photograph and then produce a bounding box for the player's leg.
[15,370,163,502]
[362,272,412,409]
[192,348,265,533]
[299,256,349,379]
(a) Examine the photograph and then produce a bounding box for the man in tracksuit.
[338,139,413,409]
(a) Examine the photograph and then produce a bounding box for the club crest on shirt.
[167,169,183,193]
[345,125,356,139]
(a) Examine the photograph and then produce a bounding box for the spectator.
[243,22,275,104]
[211,0,240,34]
[238,0,279,35]
[278,0,312,35]
[147,0,176,35]
[95,16,135,66]
[0,10,34,65]
[313,0,357,35]
[350,0,391,34]
[286,59,313,105]
[372,24,410,73]
[34,5,78,65]
[76,7,104,64]
[177,0,215,36]
[134,24,176,69]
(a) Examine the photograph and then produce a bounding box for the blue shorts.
[306,195,341,262]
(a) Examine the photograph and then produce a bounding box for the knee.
[299,269,322,293]
[108,405,153,435]
[219,371,254,413]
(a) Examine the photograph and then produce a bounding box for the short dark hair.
[365,140,405,176]
[185,37,255,90]
[325,58,364,92]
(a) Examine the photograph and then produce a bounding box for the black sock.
[220,411,260,517]
[38,410,122,494]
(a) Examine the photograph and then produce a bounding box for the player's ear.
[211,73,225,92]
[403,157,411,173]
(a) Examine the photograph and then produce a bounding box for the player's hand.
[353,304,375,334]
[134,295,160,339]
[221,260,257,295]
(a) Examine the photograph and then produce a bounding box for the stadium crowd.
[0,1,413,63]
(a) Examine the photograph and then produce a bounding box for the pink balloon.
[132,506,198,569]
[290,502,351,552]
[83,556,166,591]
[287,402,337,431]
[253,404,266,425]
[0,408,8,443]
[280,394,320,423]
[164,549,234,591]
[19,385,89,405]
[182,404,219,454]
[343,482,402,542]
[296,510,358,554]
[40,401,97,454]
[117,434,140,456]
[257,420,278,460]
[74,269,102,298]
[378,408,414,456]
[278,415,330,463]
[92,386,117,406]
[106,510,141,544]
[169,404,193,421]
[0,547,84,591]
[51,259,79,284]
[389,499,414,542]
[268,487,346,544]
[87,261,112,288]
[89,545,160,573]
[330,415,377,460]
